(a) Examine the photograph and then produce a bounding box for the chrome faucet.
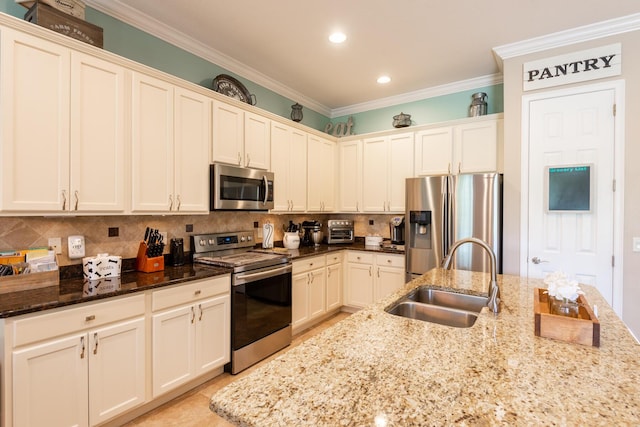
[442,237,500,313]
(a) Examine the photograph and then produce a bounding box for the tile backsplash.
[0,213,399,266]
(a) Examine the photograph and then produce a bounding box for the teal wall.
[331,84,504,135]
[0,1,503,134]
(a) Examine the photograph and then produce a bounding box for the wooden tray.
[534,288,600,347]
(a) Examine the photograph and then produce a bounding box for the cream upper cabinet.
[132,74,210,214]
[307,134,336,212]
[271,122,307,212]
[244,111,271,170]
[454,119,502,174]
[338,139,363,212]
[131,72,175,212]
[415,117,503,176]
[1,29,126,213]
[212,101,271,170]
[71,52,127,213]
[173,87,211,213]
[362,133,413,213]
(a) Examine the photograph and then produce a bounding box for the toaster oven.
[324,219,354,244]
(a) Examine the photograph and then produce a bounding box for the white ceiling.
[86,0,640,116]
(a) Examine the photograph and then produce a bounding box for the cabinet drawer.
[326,252,343,265]
[293,255,326,274]
[346,251,374,264]
[13,294,145,348]
[152,274,230,312]
[375,254,404,268]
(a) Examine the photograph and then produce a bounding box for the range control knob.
[247,235,253,242]
[199,239,205,246]
[240,236,246,242]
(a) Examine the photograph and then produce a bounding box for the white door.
[525,86,617,305]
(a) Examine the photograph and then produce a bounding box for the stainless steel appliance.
[324,219,354,244]
[210,163,274,211]
[191,230,292,374]
[405,173,502,281]
[389,216,405,245]
[301,221,322,247]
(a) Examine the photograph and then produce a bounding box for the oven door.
[210,163,274,210]
[231,263,292,351]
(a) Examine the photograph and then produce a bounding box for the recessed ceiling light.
[377,75,391,84]
[329,32,346,43]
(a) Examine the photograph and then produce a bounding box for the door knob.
[531,256,549,264]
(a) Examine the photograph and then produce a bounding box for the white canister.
[82,254,122,280]
[283,232,300,249]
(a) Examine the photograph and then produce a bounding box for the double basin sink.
[385,286,488,328]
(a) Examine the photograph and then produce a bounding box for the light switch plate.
[68,235,85,259]
[633,237,640,253]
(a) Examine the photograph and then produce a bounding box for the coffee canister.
[169,238,185,266]
[469,92,488,117]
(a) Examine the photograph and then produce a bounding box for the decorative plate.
[212,74,255,105]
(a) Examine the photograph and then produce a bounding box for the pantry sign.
[523,43,621,91]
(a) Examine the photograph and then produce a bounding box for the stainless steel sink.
[385,286,488,328]
[405,287,488,313]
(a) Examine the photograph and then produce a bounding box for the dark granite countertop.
[0,240,403,319]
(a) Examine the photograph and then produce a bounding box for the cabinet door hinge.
[612,255,615,268]
[613,103,617,116]
[613,179,617,192]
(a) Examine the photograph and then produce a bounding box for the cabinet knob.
[194,289,201,296]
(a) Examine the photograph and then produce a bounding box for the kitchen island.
[210,268,640,426]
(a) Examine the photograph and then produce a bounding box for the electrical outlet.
[186,224,193,232]
[68,235,85,259]
[48,237,62,254]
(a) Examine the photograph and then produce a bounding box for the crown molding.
[493,13,640,68]
[85,0,503,119]
[84,0,331,116]
[329,74,503,118]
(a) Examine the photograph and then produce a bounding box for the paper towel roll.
[262,223,274,249]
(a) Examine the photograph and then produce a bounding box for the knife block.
[136,242,164,273]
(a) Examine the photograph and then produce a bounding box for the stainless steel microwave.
[210,163,274,211]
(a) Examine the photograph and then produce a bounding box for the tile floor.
[124,312,351,426]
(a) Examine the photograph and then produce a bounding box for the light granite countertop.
[210,269,640,426]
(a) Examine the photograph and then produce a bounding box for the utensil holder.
[136,242,164,273]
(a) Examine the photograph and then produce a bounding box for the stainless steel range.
[191,230,292,374]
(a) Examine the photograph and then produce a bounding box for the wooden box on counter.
[534,288,600,347]
[24,1,103,48]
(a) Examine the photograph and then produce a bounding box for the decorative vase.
[469,92,488,117]
[291,103,303,122]
[549,297,579,318]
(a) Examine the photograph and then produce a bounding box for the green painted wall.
[331,84,504,136]
[0,1,503,134]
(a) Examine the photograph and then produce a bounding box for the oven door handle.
[234,264,292,284]
[262,175,269,205]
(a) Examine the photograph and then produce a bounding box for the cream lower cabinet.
[292,255,326,332]
[326,253,343,312]
[345,251,405,309]
[151,275,230,397]
[10,295,145,427]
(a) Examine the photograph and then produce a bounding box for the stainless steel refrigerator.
[405,173,502,281]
